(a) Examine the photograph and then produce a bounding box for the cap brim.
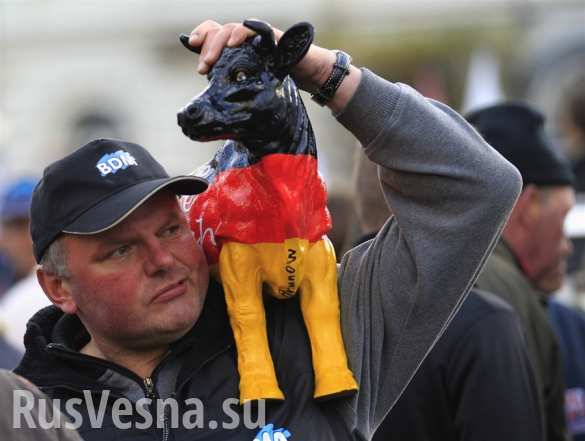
[62,176,207,235]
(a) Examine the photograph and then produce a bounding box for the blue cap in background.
[0,178,37,222]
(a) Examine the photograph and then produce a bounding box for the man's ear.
[274,22,314,75]
[514,184,542,228]
[36,268,78,315]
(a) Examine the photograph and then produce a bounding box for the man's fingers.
[226,26,255,47]
[187,21,283,75]
[199,26,235,73]
[188,20,221,47]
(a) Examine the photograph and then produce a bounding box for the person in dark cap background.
[469,102,574,441]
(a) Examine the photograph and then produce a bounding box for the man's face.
[60,191,209,350]
[524,186,575,293]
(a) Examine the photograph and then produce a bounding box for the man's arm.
[335,70,521,437]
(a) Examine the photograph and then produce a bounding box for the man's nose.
[144,240,175,276]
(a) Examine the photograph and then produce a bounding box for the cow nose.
[177,104,203,128]
[177,111,186,128]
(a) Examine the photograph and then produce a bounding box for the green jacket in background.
[476,241,569,441]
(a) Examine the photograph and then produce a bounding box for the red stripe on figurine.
[188,153,331,264]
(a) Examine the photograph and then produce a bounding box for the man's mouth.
[152,279,188,303]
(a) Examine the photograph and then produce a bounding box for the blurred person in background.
[0,178,37,286]
[0,177,50,353]
[0,252,15,297]
[326,191,356,258]
[559,74,585,193]
[469,103,574,441]
[352,148,544,441]
[558,74,585,293]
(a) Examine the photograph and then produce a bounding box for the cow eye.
[235,70,248,83]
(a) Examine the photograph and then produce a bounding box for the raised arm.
[335,70,522,436]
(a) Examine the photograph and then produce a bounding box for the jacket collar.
[493,240,518,265]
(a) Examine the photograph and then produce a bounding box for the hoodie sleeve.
[334,69,522,438]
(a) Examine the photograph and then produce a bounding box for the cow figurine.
[177,20,357,403]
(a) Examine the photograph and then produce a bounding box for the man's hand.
[187,20,361,113]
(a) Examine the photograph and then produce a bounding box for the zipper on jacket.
[144,377,156,400]
[144,376,170,441]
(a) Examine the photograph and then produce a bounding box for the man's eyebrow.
[96,232,137,247]
[95,202,183,244]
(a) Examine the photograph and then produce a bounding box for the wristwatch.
[311,50,352,106]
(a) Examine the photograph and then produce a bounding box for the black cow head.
[177,20,314,146]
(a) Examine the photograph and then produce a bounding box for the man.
[14,20,521,440]
[469,103,574,441]
[353,149,543,441]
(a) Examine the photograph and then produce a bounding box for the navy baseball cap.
[30,138,208,263]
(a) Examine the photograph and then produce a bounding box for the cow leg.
[300,238,358,399]
[218,242,285,403]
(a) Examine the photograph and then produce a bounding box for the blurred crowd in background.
[1,0,584,440]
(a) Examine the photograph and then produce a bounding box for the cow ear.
[275,22,314,73]
[243,19,277,53]
[179,33,201,54]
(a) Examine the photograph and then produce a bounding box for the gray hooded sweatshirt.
[334,69,522,438]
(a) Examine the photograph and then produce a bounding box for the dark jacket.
[548,300,585,441]
[476,241,569,441]
[373,289,543,441]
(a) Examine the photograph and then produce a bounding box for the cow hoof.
[239,378,285,403]
[313,369,358,399]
